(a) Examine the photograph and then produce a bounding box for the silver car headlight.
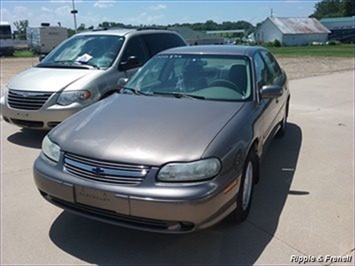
[57,90,91,106]
[42,135,60,162]
[157,158,221,182]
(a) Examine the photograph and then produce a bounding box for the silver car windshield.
[125,54,252,101]
[40,35,124,70]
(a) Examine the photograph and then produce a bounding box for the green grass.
[13,50,36,58]
[267,44,355,58]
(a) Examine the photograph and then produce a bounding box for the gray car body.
[33,45,290,233]
[0,29,186,129]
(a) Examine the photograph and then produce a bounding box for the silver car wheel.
[242,161,253,210]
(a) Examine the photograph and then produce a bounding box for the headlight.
[42,135,60,162]
[157,158,221,182]
[57,90,91,106]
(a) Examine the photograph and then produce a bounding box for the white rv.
[0,21,14,56]
[27,24,68,54]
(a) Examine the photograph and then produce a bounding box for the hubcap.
[242,161,253,210]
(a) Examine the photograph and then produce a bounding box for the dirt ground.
[277,57,354,80]
[0,56,354,93]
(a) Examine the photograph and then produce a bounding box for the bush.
[263,42,274,47]
[326,40,341,45]
[273,39,282,47]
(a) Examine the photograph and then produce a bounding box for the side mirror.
[117,77,129,88]
[119,56,140,71]
[260,85,283,99]
[39,54,46,62]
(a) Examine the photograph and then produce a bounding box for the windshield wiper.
[38,60,98,69]
[53,60,73,64]
[75,61,100,69]
[41,60,100,69]
[121,87,150,96]
[152,91,205,100]
[37,62,90,69]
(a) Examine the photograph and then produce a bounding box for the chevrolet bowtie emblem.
[92,167,104,175]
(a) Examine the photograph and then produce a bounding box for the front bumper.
[1,95,83,129]
[33,155,240,233]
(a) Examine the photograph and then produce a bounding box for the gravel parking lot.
[1,57,354,265]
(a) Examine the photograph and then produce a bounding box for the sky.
[1,0,320,29]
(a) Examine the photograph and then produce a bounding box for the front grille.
[7,90,53,110]
[10,119,44,128]
[47,195,173,231]
[64,153,150,185]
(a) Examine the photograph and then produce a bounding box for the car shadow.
[7,129,48,149]
[49,123,302,265]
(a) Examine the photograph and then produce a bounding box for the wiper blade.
[44,60,100,69]
[121,87,150,96]
[53,60,73,64]
[152,91,205,100]
[75,61,100,69]
[36,62,89,69]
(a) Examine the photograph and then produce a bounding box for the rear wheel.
[232,151,257,223]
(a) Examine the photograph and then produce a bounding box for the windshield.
[124,54,252,101]
[40,35,124,70]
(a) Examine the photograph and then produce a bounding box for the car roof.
[160,45,264,57]
[75,28,178,37]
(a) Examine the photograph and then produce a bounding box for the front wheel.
[232,152,257,223]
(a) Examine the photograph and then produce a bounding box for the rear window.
[143,33,186,56]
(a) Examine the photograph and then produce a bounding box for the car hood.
[7,67,102,92]
[50,94,244,166]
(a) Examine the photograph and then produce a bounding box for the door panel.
[259,51,287,142]
[253,52,275,146]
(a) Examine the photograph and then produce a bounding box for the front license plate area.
[74,186,129,214]
[15,112,30,118]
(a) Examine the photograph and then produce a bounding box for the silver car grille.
[7,90,53,110]
[64,153,150,185]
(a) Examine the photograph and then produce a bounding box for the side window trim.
[254,51,270,88]
[260,50,282,84]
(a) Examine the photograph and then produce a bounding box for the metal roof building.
[255,17,331,46]
[320,16,354,43]
[168,27,224,45]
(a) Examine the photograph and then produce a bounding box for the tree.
[310,0,354,19]
[67,28,76,37]
[78,23,86,32]
[341,0,355,16]
[13,19,28,40]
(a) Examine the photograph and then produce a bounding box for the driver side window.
[254,53,271,88]
[121,37,149,66]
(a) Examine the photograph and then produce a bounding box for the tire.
[232,151,257,223]
[276,101,289,138]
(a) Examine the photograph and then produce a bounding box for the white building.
[255,17,330,46]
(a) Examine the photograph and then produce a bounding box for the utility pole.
[71,0,78,33]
